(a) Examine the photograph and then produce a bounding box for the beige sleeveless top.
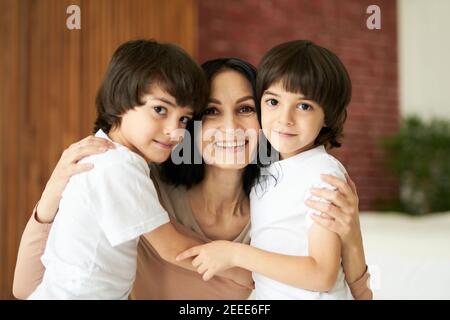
[129,165,252,300]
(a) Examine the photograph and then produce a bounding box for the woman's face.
[198,69,260,170]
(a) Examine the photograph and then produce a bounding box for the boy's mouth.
[272,129,298,137]
[153,139,174,150]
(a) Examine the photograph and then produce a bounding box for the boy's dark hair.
[94,39,208,133]
[160,58,263,196]
[256,40,352,149]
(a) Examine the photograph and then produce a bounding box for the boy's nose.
[278,108,294,126]
[163,120,185,143]
[163,120,179,136]
[170,129,186,144]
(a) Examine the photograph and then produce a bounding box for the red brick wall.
[198,0,399,210]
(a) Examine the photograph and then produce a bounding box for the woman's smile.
[213,139,249,153]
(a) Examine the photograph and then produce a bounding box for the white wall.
[399,0,450,120]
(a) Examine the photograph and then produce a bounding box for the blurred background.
[1,0,449,299]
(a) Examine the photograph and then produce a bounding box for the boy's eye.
[265,99,278,107]
[238,105,255,114]
[154,106,167,115]
[180,116,191,125]
[203,107,219,116]
[297,103,312,111]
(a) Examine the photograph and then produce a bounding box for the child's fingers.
[192,256,201,268]
[203,270,214,281]
[176,246,201,261]
[197,263,207,275]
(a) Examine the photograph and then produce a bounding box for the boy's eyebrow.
[263,90,280,97]
[150,96,176,107]
[263,90,312,101]
[151,97,194,115]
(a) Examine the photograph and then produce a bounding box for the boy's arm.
[144,223,254,289]
[143,222,202,269]
[233,223,340,292]
[178,223,340,292]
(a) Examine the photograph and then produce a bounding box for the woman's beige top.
[13,167,372,300]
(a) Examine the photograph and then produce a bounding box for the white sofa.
[361,212,450,299]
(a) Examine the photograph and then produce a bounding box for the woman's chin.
[203,156,251,170]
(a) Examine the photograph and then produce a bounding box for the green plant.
[380,116,450,215]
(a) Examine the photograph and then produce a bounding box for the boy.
[29,39,210,299]
[177,40,355,299]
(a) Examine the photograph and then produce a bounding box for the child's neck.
[107,127,146,161]
[279,142,318,160]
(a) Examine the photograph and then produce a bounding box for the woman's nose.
[222,113,238,130]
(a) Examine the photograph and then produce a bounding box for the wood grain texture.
[0,0,197,299]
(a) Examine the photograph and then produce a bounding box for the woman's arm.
[306,174,372,299]
[13,136,113,298]
[37,136,115,223]
[13,205,52,299]
[177,222,341,292]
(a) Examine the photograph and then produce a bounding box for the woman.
[13,58,371,299]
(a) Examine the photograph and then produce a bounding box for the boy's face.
[261,81,325,159]
[110,84,193,163]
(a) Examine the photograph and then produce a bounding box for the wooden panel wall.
[0,0,198,299]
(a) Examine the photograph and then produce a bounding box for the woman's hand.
[305,173,362,248]
[36,135,115,223]
[176,240,238,281]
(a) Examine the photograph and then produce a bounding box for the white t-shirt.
[250,145,353,300]
[28,129,170,300]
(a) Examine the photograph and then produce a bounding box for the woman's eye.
[239,105,255,114]
[180,117,191,125]
[154,106,167,115]
[265,99,278,107]
[203,107,219,116]
[297,103,312,111]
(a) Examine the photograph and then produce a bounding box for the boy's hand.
[176,240,237,281]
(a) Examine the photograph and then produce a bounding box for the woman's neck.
[190,166,247,218]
